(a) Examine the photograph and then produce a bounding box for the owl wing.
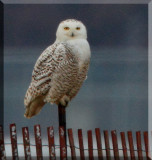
[24,42,76,108]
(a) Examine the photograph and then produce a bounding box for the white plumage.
[24,19,91,118]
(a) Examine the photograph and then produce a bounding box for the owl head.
[56,19,87,42]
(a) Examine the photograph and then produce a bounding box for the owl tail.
[24,96,46,119]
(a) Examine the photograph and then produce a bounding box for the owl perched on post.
[24,19,91,119]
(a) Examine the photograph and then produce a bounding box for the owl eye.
[64,27,70,30]
[76,27,80,30]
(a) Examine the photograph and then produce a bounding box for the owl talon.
[59,95,70,107]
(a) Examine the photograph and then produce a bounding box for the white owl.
[24,19,91,119]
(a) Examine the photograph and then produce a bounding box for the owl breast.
[45,39,91,105]
[67,39,91,68]
[63,39,91,101]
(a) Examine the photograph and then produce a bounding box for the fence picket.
[136,131,143,160]
[1,124,151,160]
[68,129,76,160]
[78,129,85,160]
[88,130,94,160]
[127,131,136,160]
[143,131,151,160]
[22,127,31,160]
[111,130,119,160]
[59,126,67,160]
[10,123,19,160]
[0,125,6,160]
[120,132,128,160]
[34,124,43,160]
[47,126,56,160]
[95,128,103,160]
[104,130,111,160]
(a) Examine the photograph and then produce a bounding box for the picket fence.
[0,123,151,160]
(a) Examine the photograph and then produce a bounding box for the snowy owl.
[24,19,91,119]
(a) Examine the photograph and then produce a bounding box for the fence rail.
[0,124,151,160]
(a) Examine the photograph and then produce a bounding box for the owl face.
[56,19,87,42]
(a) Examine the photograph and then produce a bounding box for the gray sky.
[4,4,148,48]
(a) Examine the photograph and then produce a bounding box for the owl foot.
[59,95,70,107]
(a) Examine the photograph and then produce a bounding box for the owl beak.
[71,33,74,37]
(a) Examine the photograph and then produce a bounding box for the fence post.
[47,126,56,160]
[78,129,85,160]
[143,131,151,160]
[136,131,143,160]
[59,126,67,160]
[68,129,76,160]
[104,130,111,160]
[120,132,128,160]
[10,123,19,160]
[111,130,120,160]
[87,130,94,160]
[127,131,136,160]
[0,125,6,160]
[34,125,43,160]
[22,127,31,160]
[58,104,67,144]
[95,128,103,160]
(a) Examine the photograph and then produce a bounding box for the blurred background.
[4,4,148,151]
